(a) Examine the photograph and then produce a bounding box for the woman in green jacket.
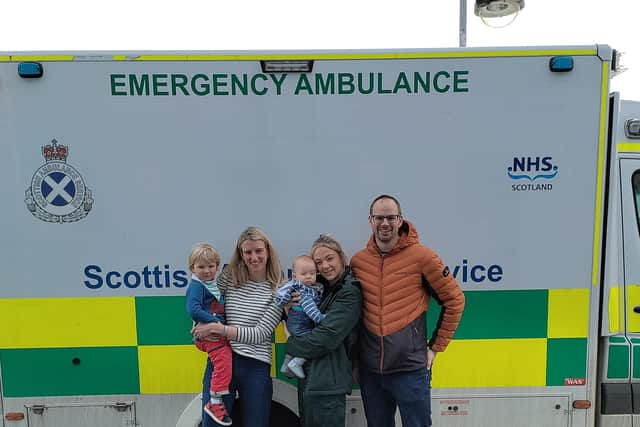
[286,234,363,427]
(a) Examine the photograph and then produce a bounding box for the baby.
[274,255,325,379]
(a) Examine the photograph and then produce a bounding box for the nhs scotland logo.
[507,156,558,192]
[25,139,94,223]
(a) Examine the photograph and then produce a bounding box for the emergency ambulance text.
[110,70,470,97]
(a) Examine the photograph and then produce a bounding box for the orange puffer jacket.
[351,220,465,373]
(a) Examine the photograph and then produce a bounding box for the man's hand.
[426,348,437,370]
[284,291,302,314]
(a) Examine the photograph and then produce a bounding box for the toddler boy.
[185,243,232,426]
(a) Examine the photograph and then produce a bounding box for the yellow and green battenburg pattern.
[0,289,594,397]
[608,284,640,334]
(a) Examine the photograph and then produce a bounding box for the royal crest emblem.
[25,139,94,223]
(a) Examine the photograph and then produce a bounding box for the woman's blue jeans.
[201,352,273,427]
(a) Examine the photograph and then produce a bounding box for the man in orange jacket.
[351,194,465,427]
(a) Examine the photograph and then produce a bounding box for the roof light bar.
[260,60,313,73]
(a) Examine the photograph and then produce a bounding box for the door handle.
[634,306,640,314]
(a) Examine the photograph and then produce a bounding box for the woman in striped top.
[193,227,284,427]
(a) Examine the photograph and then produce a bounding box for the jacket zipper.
[379,254,385,374]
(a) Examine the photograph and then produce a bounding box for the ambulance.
[0,45,638,427]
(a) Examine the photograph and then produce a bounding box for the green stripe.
[0,347,139,397]
[610,336,627,343]
[546,338,587,386]
[427,290,548,339]
[608,344,630,379]
[135,296,192,345]
[633,345,640,379]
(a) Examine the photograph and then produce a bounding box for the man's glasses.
[370,215,401,224]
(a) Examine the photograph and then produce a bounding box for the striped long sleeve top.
[274,279,325,324]
[217,268,283,365]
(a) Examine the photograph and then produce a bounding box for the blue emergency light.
[549,56,574,72]
[18,62,44,78]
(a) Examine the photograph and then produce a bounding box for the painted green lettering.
[152,74,169,96]
[413,72,431,93]
[110,74,126,96]
[294,74,313,95]
[270,74,286,95]
[171,74,189,96]
[129,74,150,96]
[231,74,248,95]
[393,72,412,94]
[251,74,268,95]
[453,70,469,93]
[338,73,354,95]
[315,73,335,94]
[434,71,451,93]
[212,74,229,95]
[357,73,374,94]
[377,73,392,94]
[191,74,210,96]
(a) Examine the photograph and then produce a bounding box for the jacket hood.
[365,219,420,254]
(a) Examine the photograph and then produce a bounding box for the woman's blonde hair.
[310,234,348,268]
[228,227,284,290]
[188,243,221,271]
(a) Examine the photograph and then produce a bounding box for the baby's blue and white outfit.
[274,279,325,378]
[275,279,325,335]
